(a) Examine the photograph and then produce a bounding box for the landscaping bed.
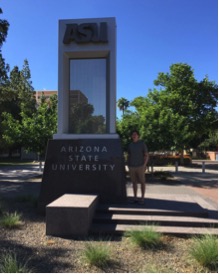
[0,196,217,273]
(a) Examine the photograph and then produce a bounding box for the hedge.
[148,155,192,166]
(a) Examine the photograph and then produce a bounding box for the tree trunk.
[179,148,184,165]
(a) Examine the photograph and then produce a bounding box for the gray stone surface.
[46,194,98,237]
[38,139,127,212]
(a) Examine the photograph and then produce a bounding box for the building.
[69,90,88,105]
[35,90,57,104]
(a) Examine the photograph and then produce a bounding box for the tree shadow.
[145,172,218,189]
[0,239,73,273]
[0,195,44,224]
[0,181,40,199]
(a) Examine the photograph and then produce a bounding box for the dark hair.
[130,129,139,136]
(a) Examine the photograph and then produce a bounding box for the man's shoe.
[129,198,138,204]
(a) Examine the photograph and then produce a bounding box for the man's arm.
[144,152,149,166]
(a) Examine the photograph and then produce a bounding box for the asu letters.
[63,22,108,44]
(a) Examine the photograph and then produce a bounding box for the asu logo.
[63,22,108,44]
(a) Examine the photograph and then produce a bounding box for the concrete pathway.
[0,161,217,235]
[0,161,217,210]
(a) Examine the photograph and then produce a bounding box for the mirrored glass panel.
[69,59,106,134]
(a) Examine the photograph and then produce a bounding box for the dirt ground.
[0,194,217,273]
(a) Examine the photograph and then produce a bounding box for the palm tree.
[117,97,130,116]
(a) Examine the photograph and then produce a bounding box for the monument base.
[38,138,127,212]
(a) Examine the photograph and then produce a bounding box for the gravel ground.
[0,196,217,273]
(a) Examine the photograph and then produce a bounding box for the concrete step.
[90,223,218,236]
[96,204,208,217]
[90,195,218,236]
[93,213,218,228]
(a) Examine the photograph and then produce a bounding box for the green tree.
[131,90,197,155]
[0,53,9,85]
[117,63,218,163]
[9,60,35,117]
[0,8,9,48]
[0,8,10,151]
[0,7,10,110]
[199,129,218,151]
[116,110,140,150]
[2,94,57,157]
[153,63,218,154]
[0,60,36,154]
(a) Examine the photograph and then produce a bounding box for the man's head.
[131,130,140,142]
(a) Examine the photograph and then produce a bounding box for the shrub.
[83,242,111,268]
[149,155,192,166]
[125,226,162,249]
[0,212,23,229]
[0,252,31,273]
[189,234,218,271]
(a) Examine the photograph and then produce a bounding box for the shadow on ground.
[0,239,72,273]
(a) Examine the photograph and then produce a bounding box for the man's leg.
[133,181,138,199]
[138,165,146,203]
[129,167,138,201]
[140,181,145,199]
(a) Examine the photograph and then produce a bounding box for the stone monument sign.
[38,18,127,212]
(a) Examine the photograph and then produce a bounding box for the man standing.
[127,130,149,204]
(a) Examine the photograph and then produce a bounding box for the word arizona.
[52,163,115,171]
[60,145,108,153]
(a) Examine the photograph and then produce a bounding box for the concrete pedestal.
[46,194,98,237]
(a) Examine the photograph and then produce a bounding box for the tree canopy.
[117,63,218,157]
[2,93,57,157]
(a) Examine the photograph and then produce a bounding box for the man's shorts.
[129,165,146,184]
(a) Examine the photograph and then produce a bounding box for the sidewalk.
[127,162,218,210]
[0,162,217,236]
[0,162,218,210]
[0,164,42,199]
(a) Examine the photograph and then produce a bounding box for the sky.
[0,0,218,117]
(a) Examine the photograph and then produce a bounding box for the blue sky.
[0,0,218,117]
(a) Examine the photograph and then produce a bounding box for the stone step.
[91,198,217,236]
[90,194,217,236]
[96,204,208,218]
[93,213,218,228]
[90,223,218,236]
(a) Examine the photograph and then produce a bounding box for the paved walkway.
[125,161,218,207]
[0,161,217,236]
[149,162,218,207]
[0,164,42,198]
[0,161,218,211]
